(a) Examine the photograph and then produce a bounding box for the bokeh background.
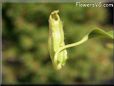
[2,3,113,84]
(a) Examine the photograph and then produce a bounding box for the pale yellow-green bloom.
[48,10,67,70]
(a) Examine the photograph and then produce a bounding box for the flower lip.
[50,10,60,21]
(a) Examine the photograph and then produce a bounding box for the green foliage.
[2,3,113,84]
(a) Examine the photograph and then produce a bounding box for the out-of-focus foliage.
[2,3,113,84]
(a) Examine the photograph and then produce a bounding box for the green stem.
[54,35,88,62]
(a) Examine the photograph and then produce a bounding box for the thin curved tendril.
[54,34,88,63]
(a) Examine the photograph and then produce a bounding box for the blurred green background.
[2,3,113,84]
